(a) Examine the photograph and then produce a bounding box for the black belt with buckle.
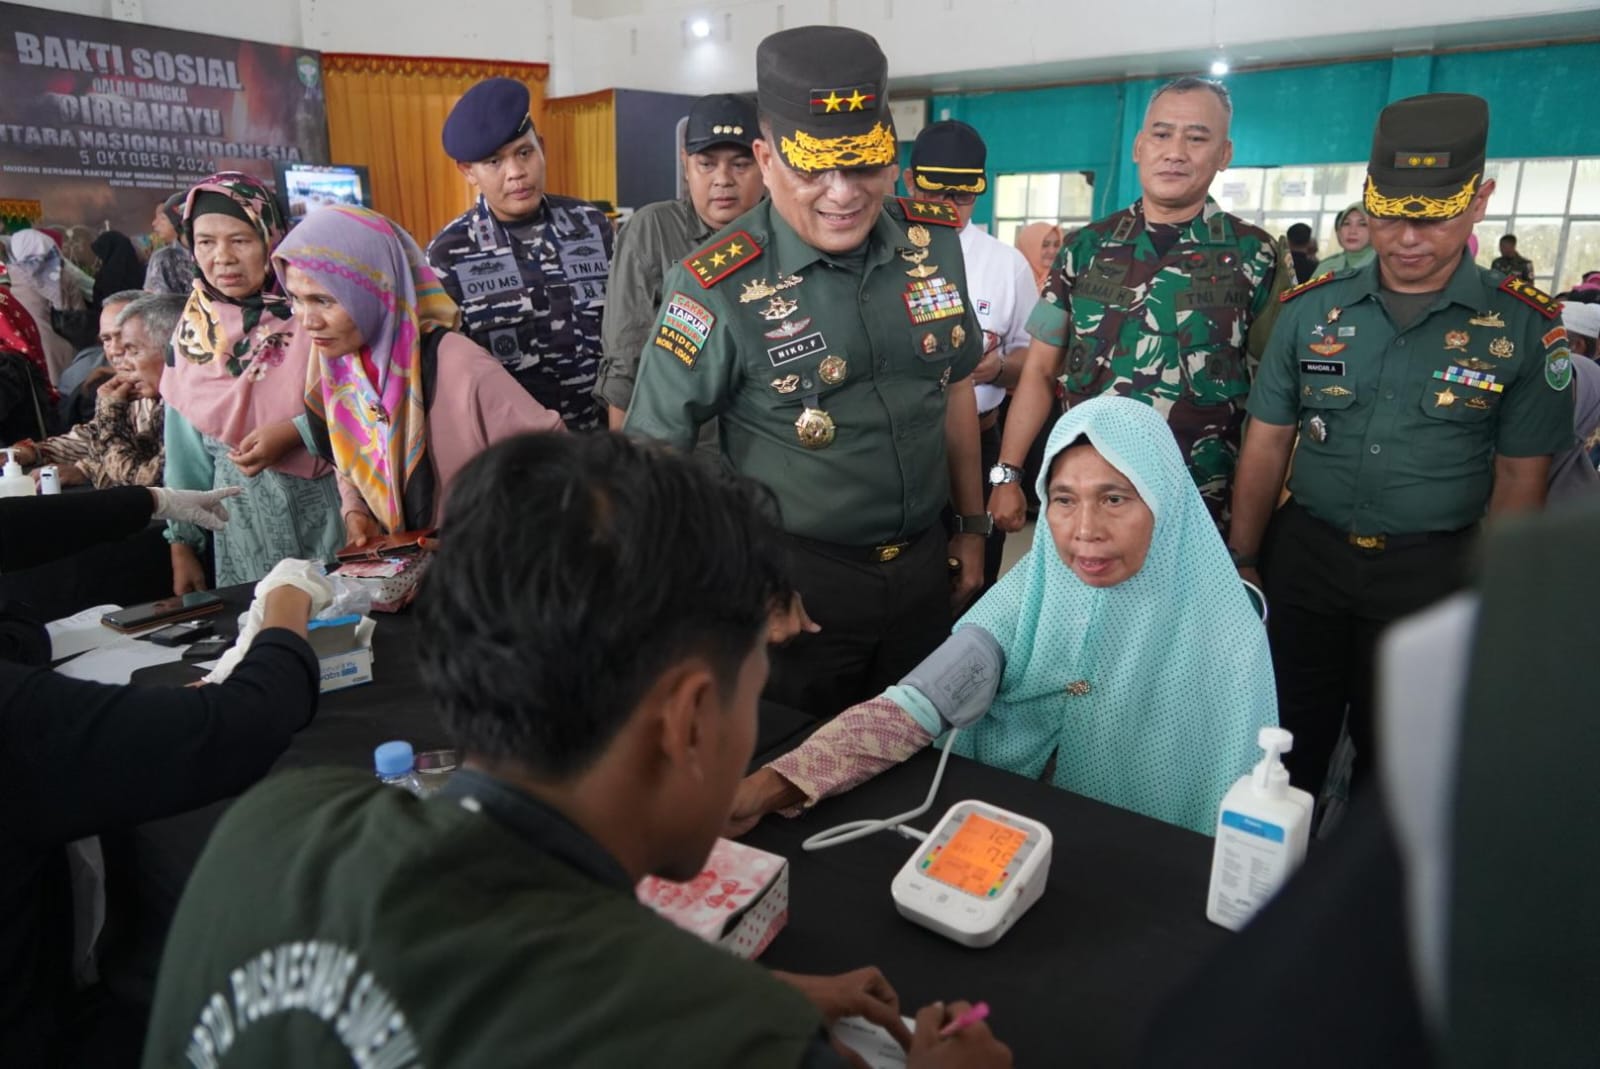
[1345,528,1473,552]
[788,528,930,564]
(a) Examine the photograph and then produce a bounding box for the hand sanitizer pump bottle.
[0,450,35,498]
[1205,727,1314,931]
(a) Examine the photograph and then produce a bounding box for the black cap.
[443,77,535,162]
[1364,93,1488,220]
[756,26,896,173]
[684,93,757,154]
[909,120,987,195]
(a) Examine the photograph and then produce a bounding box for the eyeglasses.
[933,190,978,206]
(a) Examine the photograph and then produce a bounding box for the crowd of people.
[0,19,1596,1069]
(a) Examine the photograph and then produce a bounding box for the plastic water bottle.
[374,740,428,798]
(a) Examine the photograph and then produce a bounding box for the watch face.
[988,464,1012,485]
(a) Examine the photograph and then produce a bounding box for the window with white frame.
[991,172,1096,247]
[1212,157,1600,294]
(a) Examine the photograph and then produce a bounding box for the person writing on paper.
[142,433,1010,1069]
[733,396,1277,836]
[0,557,332,1067]
[274,205,562,548]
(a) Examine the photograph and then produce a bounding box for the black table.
[745,750,1230,1067]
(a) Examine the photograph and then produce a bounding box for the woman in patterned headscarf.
[732,396,1277,835]
[145,191,199,295]
[161,172,341,593]
[273,205,560,545]
[0,263,59,442]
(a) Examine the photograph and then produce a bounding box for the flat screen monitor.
[274,162,372,225]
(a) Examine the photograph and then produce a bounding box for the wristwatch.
[955,512,994,536]
[988,462,1024,486]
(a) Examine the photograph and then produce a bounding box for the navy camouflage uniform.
[427,195,613,431]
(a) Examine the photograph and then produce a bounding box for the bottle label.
[1220,810,1285,843]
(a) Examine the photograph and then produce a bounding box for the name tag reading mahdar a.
[454,254,523,300]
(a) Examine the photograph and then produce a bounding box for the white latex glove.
[202,559,334,684]
[149,486,243,531]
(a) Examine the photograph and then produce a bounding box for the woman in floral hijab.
[161,171,341,592]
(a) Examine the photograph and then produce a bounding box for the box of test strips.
[636,838,788,959]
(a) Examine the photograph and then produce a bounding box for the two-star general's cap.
[442,77,535,162]
[910,120,988,195]
[756,26,895,173]
[1363,93,1488,221]
[684,93,758,154]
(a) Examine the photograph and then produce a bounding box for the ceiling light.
[690,17,712,38]
[1210,59,1230,77]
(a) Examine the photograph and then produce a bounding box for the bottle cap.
[374,740,415,777]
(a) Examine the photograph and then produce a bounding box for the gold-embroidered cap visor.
[1363,173,1479,220]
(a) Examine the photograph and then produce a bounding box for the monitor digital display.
[925,812,1028,898]
[274,163,373,225]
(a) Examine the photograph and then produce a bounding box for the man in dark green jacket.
[141,432,1010,1069]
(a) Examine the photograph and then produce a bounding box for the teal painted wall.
[922,40,1600,228]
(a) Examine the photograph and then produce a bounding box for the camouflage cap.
[756,26,896,173]
[1364,93,1488,221]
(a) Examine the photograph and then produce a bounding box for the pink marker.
[938,1001,990,1038]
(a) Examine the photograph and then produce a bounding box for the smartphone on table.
[101,591,225,634]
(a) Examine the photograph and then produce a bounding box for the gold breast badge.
[771,374,801,394]
[1444,330,1470,352]
[950,324,967,348]
[759,295,800,321]
[1469,310,1506,328]
[1488,336,1515,360]
[1434,386,1459,408]
[900,224,940,279]
[795,406,836,449]
[818,355,848,385]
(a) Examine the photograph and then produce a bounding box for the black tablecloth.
[745,750,1230,1067]
[120,586,1227,1066]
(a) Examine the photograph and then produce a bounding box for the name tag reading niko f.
[890,800,1052,948]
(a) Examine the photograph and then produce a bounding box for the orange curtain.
[541,90,617,205]
[323,55,548,249]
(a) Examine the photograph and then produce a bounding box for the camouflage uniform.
[427,194,613,430]
[1025,196,1289,522]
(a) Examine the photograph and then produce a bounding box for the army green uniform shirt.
[1025,197,1287,512]
[625,197,982,545]
[595,197,716,412]
[1248,257,1576,534]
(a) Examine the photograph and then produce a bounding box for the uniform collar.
[762,199,898,277]
[1350,250,1489,311]
[470,194,548,237]
[683,198,718,243]
[1112,196,1230,247]
[442,768,633,893]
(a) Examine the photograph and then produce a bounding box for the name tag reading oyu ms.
[454,254,523,300]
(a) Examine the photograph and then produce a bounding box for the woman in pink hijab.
[1014,222,1064,292]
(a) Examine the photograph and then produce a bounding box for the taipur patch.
[664,292,715,347]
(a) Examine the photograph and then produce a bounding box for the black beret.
[443,77,535,163]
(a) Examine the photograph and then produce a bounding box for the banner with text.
[0,2,328,237]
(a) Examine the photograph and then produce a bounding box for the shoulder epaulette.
[1279,271,1336,303]
[685,230,762,289]
[1499,275,1561,320]
[894,197,962,227]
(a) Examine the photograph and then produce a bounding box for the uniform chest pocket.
[1419,383,1497,423]
[907,320,964,365]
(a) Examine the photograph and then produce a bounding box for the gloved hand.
[203,559,334,683]
[149,486,243,531]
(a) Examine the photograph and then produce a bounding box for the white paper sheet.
[45,604,124,661]
[54,634,188,685]
[832,1016,915,1069]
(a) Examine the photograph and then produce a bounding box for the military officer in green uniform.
[988,76,1289,534]
[625,25,986,720]
[1228,93,1576,804]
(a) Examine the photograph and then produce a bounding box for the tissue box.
[636,838,788,959]
[306,616,375,693]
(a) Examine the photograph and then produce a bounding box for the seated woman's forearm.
[767,695,934,813]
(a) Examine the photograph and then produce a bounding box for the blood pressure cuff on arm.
[892,625,1005,733]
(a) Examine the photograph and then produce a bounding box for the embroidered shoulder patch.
[1279,271,1336,303]
[895,197,962,227]
[653,292,717,369]
[1499,275,1560,320]
[685,230,761,289]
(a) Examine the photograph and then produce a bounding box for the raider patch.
[687,231,761,288]
[663,292,715,347]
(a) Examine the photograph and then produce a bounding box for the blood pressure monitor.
[890,800,1052,948]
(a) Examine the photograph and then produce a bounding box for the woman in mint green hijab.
[733,396,1277,835]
